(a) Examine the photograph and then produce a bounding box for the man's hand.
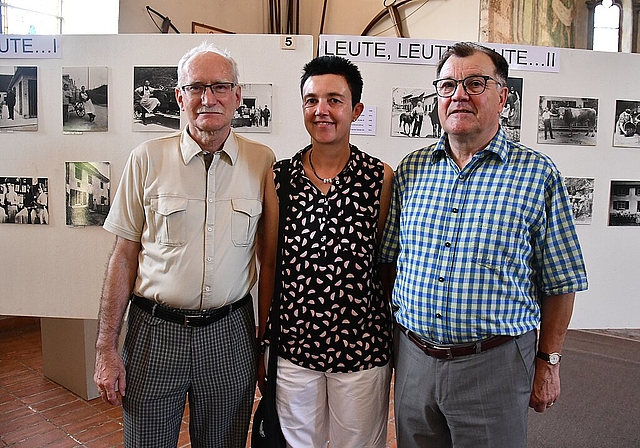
[94,348,126,406]
[529,359,560,413]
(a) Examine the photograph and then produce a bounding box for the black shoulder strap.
[265,159,291,400]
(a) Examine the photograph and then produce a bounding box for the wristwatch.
[537,351,562,365]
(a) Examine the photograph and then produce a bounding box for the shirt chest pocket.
[150,196,188,247]
[231,198,262,247]
[472,216,525,272]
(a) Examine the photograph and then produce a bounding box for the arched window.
[587,0,623,52]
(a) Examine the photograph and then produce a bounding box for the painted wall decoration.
[63,66,108,132]
[0,66,37,131]
[65,162,111,227]
[482,0,576,48]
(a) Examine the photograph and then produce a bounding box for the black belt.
[131,294,250,327]
[397,323,515,360]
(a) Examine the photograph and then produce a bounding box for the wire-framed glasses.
[432,75,501,98]
[181,82,236,98]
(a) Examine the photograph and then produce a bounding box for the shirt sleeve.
[535,171,588,296]
[103,149,146,242]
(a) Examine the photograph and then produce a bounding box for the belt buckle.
[432,345,454,359]
[184,314,207,327]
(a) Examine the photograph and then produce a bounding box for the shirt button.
[321,236,326,242]
[438,277,445,282]
[436,313,442,318]
[458,174,465,180]
[208,198,213,203]
[452,208,458,213]
[207,227,213,232]
[445,242,451,247]
[204,286,211,292]
[207,256,212,262]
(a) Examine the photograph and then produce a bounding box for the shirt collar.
[431,127,510,164]
[180,127,238,165]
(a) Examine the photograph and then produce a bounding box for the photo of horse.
[390,87,438,138]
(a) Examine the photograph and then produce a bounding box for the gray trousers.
[122,298,257,448]
[393,327,536,448]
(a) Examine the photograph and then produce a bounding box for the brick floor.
[0,319,397,447]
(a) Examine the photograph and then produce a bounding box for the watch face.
[549,353,560,365]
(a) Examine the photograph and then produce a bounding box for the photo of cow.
[537,96,599,146]
[390,87,438,138]
[612,99,640,148]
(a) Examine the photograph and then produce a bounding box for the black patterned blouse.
[270,144,392,373]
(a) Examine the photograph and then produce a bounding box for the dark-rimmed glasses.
[180,82,236,98]
[432,75,501,98]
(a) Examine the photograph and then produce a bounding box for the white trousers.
[272,354,391,448]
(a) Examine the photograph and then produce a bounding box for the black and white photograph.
[0,66,37,132]
[133,66,180,131]
[501,77,523,142]
[232,83,273,133]
[65,162,111,227]
[537,96,599,146]
[566,177,595,225]
[608,180,640,226]
[390,87,440,138]
[0,177,48,224]
[63,67,108,132]
[612,99,640,148]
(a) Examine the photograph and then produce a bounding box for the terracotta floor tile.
[82,429,124,448]
[28,393,80,414]
[49,403,107,428]
[60,414,107,435]
[0,413,48,437]
[72,420,123,444]
[19,386,71,406]
[0,398,24,415]
[1,419,58,445]
[0,320,400,448]
[40,436,83,447]
[11,428,69,448]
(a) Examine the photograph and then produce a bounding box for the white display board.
[1,34,639,329]
[341,42,640,330]
[0,34,312,319]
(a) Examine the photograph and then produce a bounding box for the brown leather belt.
[397,323,515,359]
[132,294,250,328]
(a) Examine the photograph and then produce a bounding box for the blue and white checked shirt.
[380,128,588,344]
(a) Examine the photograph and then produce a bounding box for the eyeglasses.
[180,82,236,98]
[432,75,501,98]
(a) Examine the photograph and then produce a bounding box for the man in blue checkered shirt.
[380,42,587,448]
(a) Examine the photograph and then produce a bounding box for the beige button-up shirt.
[103,128,275,309]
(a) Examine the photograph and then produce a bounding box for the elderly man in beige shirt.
[94,42,275,448]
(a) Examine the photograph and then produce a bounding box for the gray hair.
[177,42,239,86]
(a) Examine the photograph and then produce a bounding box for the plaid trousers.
[122,297,258,448]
